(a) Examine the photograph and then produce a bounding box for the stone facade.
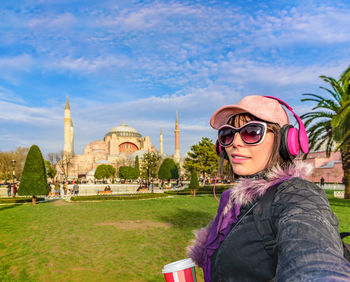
[63,123,156,180]
[295,151,344,183]
[58,100,181,181]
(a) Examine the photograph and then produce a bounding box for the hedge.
[70,193,168,201]
[165,184,232,195]
[0,197,45,203]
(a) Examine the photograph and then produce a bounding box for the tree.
[183,137,219,181]
[134,155,140,173]
[18,145,49,203]
[0,147,29,181]
[158,158,179,180]
[119,166,139,180]
[45,160,57,181]
[54,150,73,181]
[140,151,161,179]
[189,170,200,197]
[300,65,350,199]
[94,164,116,180]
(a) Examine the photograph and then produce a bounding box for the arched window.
[119,142,139,154]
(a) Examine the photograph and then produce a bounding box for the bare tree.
[55,150,73,182]
[0,147,29,181]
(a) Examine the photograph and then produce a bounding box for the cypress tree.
[134,156,140,173]
[189,170,200,197]
[18,145,48,197]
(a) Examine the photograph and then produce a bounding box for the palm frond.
[321,75,346,98]
[301,112,333,128]
[301,93,326,103]
[301,111,334,119]
[325,137,334,157]
[318,86,342,104]
[334,129,350,151]
[340,66,350,81]
[301,94,339,112]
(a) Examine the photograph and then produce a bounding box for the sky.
[1,0,350,158]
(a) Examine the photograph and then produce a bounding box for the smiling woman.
[187,95,350,281]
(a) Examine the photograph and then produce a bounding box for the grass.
[0,192,349,281]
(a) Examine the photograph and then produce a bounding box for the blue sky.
[1,0,350,157]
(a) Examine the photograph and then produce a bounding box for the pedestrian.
[7,182,11,197]
[187,95,350,281]
[73,183,79,195]
[13,183,17,197]
[320,176,325,188]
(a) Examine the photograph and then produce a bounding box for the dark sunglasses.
[218,121,267,147]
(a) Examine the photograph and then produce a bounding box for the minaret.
[64,97,74,157]
[160,127,163,155]
[174,111,180,163]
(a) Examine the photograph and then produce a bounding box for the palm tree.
[300,65,350,199]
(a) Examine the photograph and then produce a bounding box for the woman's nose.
[231,132,244,147]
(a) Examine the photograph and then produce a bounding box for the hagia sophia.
[59,98,181,181]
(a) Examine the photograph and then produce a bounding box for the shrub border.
[70,193,168,202]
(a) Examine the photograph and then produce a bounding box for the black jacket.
[211,177,350,281]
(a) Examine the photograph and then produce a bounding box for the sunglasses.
[218,121,267,147]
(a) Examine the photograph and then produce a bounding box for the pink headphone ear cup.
[280,125,295,161]
[287,127,300,156]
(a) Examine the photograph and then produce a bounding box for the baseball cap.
[210,95,290,129]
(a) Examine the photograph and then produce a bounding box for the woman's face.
[224,119,275,176]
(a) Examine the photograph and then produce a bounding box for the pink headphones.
[215,96,309,161]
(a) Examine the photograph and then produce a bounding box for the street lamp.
[11,159,16,196]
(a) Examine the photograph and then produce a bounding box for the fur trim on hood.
[222,161,313,216]
[186,162,313,264]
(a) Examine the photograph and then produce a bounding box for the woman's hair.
[219,113,293,179]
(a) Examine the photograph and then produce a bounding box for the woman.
[187,95,350,281]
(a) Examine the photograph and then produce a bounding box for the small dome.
[106,122,142,138]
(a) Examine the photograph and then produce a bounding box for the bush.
[0,197,45,203]
[165,184,231,195]
[18,145,48,196]
[118,166,139,180]
[70,193,168,201]
[94,164,116,180]
[158,158,179,180]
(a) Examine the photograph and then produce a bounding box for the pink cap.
[210,95,290,129]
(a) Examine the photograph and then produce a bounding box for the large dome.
[106,123,142,138]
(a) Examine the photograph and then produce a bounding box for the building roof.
[105,122,142,138]
[317,161,342,169]
[96,159,111,164]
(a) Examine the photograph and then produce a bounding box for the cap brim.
[210,105,251,129]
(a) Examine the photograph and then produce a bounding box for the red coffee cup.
[162,258,197,282]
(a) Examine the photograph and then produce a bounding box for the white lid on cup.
[162,258,196,274]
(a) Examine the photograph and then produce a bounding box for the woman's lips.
[231,153,250,163]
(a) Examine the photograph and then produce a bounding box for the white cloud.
[251,6,350,46]
[0,55,34,72]
[0,86,26,103]
[50,55,131,73]
[0,100,61,124]
[27,12,76,29]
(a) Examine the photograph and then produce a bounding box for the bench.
[137,188,149,192]
[48,192,60,196]
[98,191,112,195]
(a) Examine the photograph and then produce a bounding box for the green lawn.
[0,193,349,281]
